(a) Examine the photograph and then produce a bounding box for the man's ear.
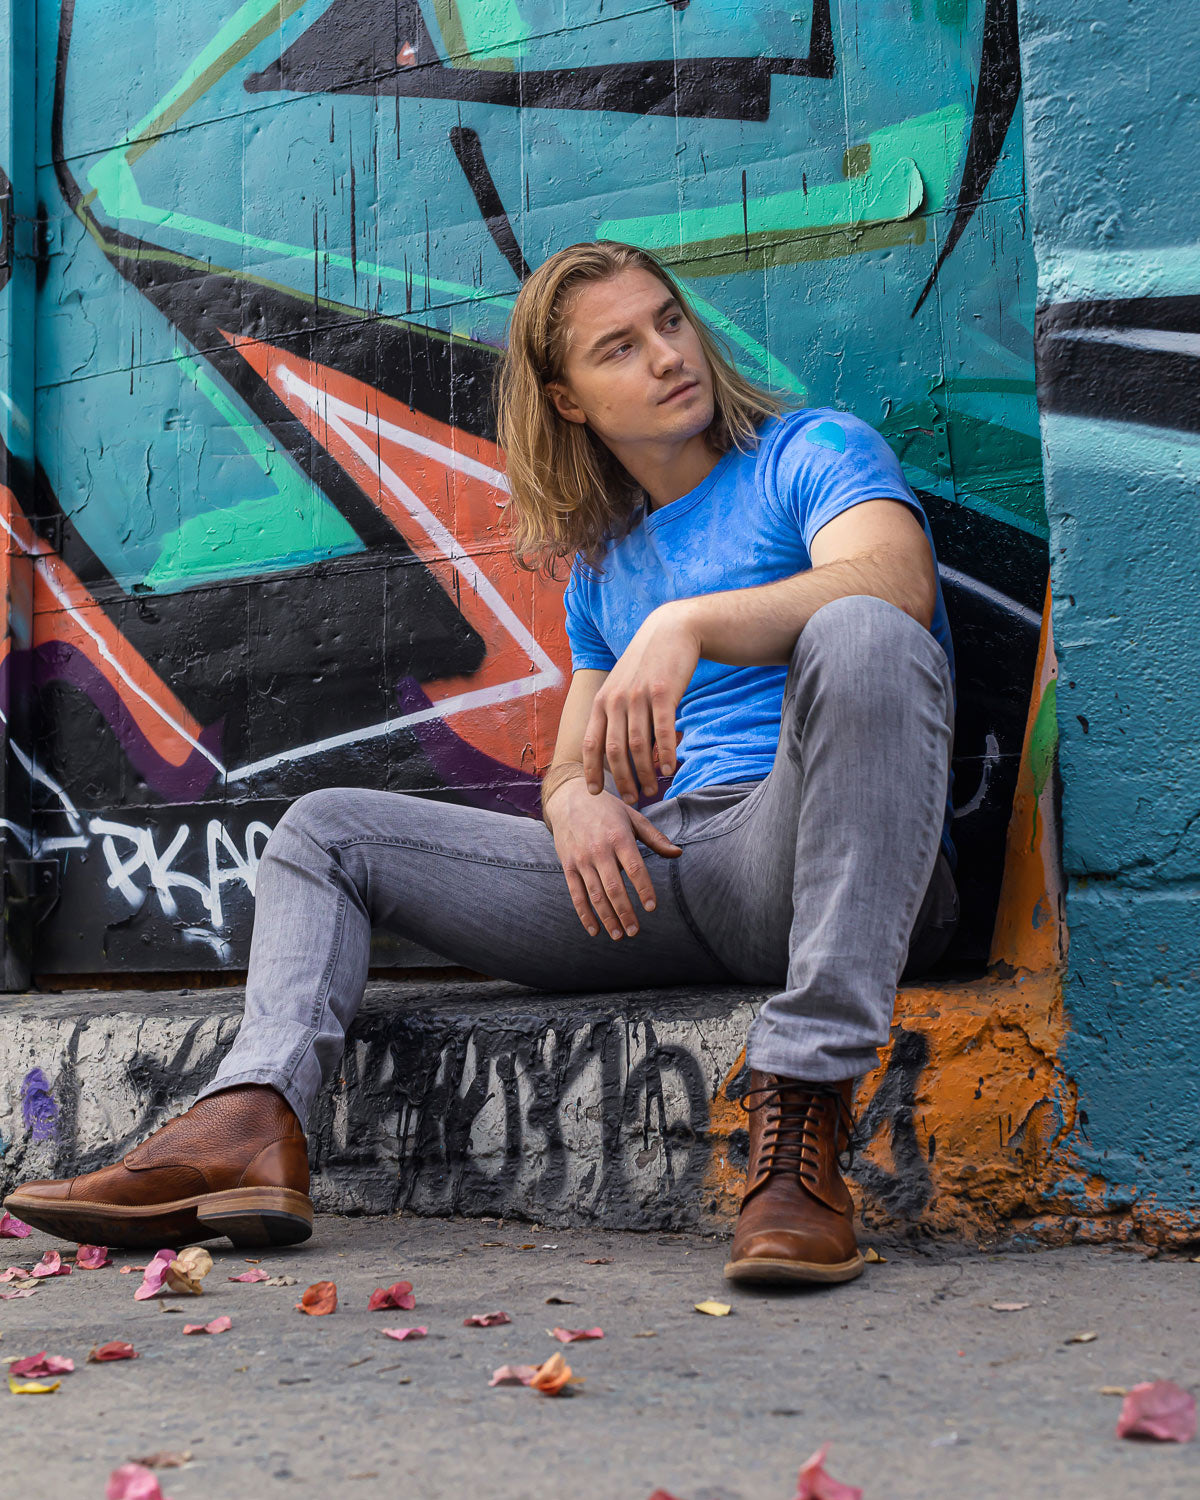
[546,380,588,426]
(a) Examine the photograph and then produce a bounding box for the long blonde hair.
[496,241,791,574]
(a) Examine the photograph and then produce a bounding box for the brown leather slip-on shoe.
[723,1072,864,1286]
[2,1084,313,1250]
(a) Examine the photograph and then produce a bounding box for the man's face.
[549,267,715,451]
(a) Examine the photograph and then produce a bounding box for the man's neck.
[612,429,720,511]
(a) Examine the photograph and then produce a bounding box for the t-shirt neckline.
[638,446,739,533]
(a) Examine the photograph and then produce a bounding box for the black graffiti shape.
[848,1026,933,1219]
[245,0,834,123]
[911,0,1021,317]
[449,126,531,284]
[1036,293,1200,436]
[0,167,12,296]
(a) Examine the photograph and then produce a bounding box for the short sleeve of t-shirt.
[763,410,925,551]
[563,562,618,672]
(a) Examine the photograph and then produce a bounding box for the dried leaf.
[549,1327,603,1343]
[529,1351,574,1397]
[264,1275,298,1287]
[0,1285,38,1300]
[106,1462,172,1500]
[463,1310,511,1327]
[88,1342,139,1363]
[1116,1380,1197,1443]
[794,1443,862,1500]
[381,1327,428,1341]
[75,1244,112,1269]
[367,1281,415,1312]
[1099,1385,1129,1397]
[30,1250,71,1279]
[489,1364,539,1387]
[584,1258,613,1265]
[181,1316,232,1335]
[119,1265,148,1275]
[164,1246,212,1296]
[990,1302,1031,1312]
[863,1248,886,1264]
[296,1280,338,1316]
[633,1331,657,1339]
[8,1375,61,1395]
[129,1452,191,1470]
[227,1269,270,1283]
[694,1300,732,1317]
[1064,1331,1098,1344]
[10,1352,74,1379]
[0,1212,31,1238]
[545,1295,574,1305]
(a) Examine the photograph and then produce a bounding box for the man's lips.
[658,379,699,404]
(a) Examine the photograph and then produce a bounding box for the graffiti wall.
[1017,0,1200,1233]
[1,0,1047,976]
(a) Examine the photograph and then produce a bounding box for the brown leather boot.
[2,1084,313,1250]
[724,1072,864,1286]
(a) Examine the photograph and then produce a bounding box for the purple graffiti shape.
[20,1068,58,1143]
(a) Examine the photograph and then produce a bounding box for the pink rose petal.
[1116,1381,1197,1443]
[133,1249,176,1301]
[550,1326,604,1343]
[0,1211,32,1238]
[106,1463,172,1500]
[489,1364,539,1386]
[463,1310,511,1327]
[10,1352,75,1379]
[30,1249,71,1279]
[381,1326,428,1341]
[75,1244,112,1269]
[89,1341,139,1362]
[794,1444,863,1500]
[0,1265,31,1282]
[0,1284,39,1299]
[367,1281,415,1311]
[227,1268,270,1283]
[181,1315,232,1336]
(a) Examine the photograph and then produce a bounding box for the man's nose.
[648,335,684,377]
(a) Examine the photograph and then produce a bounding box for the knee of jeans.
[791,595,946,701]
[269,788,358,856]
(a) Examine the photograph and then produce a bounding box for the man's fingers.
[629,807,683,859]
[604,703,640,805]
[581,866,627,940]
[650,690,679,781]
[580,702,608,794]
[596,854,640,935]
[564,868,601,937]
[615,839,658,913]
[627,701,659,798]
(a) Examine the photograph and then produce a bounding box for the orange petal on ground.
[296,1281,338,1316]
[529,1352,574,1396]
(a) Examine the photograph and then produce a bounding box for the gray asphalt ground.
[2,1215,1198,1500]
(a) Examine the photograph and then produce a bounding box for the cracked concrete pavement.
[2,1216,1198,1499]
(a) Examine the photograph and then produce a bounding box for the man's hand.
[581,602,699,804]
[545,777,682,939]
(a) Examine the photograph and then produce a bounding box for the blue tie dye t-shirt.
[562,408,956,862]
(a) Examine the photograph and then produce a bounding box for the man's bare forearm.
[674,549,934,669]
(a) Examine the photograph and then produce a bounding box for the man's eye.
[609,343,632,358]
[664,315,682,330]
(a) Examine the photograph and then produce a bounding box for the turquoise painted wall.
[1018,0,1200,1223]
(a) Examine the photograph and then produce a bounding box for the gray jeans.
[201,596,957,1130]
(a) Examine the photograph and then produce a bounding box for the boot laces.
[741,1080,857,1180]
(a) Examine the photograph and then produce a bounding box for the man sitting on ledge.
[6,240,959,1287]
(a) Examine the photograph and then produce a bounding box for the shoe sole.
[722,1252,865,1286]
[3,1186,314,1250]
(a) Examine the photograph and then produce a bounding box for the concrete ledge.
[6,970,1171,1244]
[0,980,759,1230]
